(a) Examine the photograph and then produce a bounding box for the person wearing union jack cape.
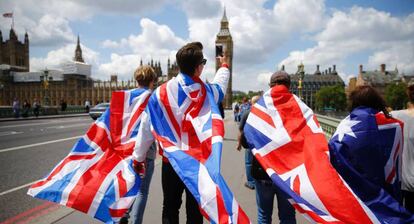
[27,65,157,223]
[133,42,250,224]
[329,85,414,223]
[243,70,414,223]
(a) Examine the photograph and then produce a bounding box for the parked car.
[89,103,110,120]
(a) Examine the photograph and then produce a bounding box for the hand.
[236,143,242,151]
[217,53,228,66]
[133,161,146,178]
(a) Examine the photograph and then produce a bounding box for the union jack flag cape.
[243,85,408,223]
[147,70,250,223]
[27,88,151,223]
[329,107,414,223]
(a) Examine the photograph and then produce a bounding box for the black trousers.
[161,162,203,224]
[403,190,414,213]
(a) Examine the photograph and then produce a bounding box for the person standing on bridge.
[132,42,250,223]
[329,85,414,222]
[120,65,158,224]
[245,71,296,224]
[391,82,414,213]
[237,95,260,190]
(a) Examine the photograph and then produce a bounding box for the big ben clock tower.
[215,8,233,109]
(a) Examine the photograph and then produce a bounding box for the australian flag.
[244,85,402,223]
[28,88,152,223]
[329,106,414,223]
[147,69,250,223]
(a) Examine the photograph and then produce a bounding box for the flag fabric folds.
[147,70,250,224]
[28,88,151,223]
[329,107,414,223]
[244,85,385,223]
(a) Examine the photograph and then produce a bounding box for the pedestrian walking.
[12,98,20,118]
[237,95,260,190]
[33,98,41,118]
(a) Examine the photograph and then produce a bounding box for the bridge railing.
[316,114,341,139]
[0,106,87,118]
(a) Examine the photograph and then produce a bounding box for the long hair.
[349,85,391,118]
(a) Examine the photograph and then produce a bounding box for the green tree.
[385,82,408,110]
[315,85,347,111]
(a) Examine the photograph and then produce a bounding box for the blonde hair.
[134,65,156,87]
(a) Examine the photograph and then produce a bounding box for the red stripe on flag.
[86,124,111,151]
[237,206,250,224]
[215,186,230,224]
[293,175,301,196]
[251,106,276,128]
[212,118,224,137]
[66,151,122,213]
[109,208,129,218]
[126,95,150,136]
[269,86,373,224]
[292,203,342,224]
[110,91,125,146]
[116,171,127,196]
[30,154,96,188]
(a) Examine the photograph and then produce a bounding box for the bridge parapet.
[316,114,341,139]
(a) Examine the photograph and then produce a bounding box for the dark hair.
[349,85,390,118]
[176,42,204,77]
[269,71,290,88]
[408,83,414,104]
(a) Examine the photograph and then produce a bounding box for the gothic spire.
[74,35,85,63]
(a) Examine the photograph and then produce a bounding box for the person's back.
[391,83,414,213]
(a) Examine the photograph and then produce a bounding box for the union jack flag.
[147,69,250,223]
[329,107,414,223]
[28,88,152,223]
[244,85,393,223]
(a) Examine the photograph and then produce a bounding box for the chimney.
[359,64,363,74]
[325,69,328,75]
[333,65,336,72]
[314,65,321,75]
[328,67,332,74]
[281,65,285,71]
[380,64,386,73]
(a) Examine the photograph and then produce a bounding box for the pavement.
[0,111,309,224]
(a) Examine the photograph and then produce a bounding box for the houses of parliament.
[0,9,234,108]
[0,30,181,107]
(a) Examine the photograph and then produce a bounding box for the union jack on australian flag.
[243,85,413,223]
[329,106,414,223]
[147,67,250,224]
[28,88,152,223]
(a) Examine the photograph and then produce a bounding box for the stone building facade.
[0,28,29,72]
[0,33,174,106]
[286,63,345,109]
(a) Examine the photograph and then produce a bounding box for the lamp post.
[41,68,50,106]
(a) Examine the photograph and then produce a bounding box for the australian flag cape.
[147,71,250,224]
[329,106,414,223]
[243,85,414,223]
[27,88,152,223]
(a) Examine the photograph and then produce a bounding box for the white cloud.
[279,7,414,82]
[183,0,326,91]
[30,43,99,72]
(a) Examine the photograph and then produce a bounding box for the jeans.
[162,162,203,224]
[245,149,255,187]
[129,158,155,224]
[255,180,296,224]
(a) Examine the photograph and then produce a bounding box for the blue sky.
[1,0,413,91]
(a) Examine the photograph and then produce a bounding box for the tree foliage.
[385,82,408,110]
[233,90,263,103]
[315,85,347,111]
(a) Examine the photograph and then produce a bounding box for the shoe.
[244,182,255,190]
[119,217,129,224]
